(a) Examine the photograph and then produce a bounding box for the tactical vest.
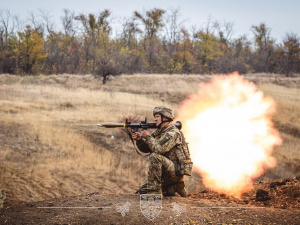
[152,124,193,176]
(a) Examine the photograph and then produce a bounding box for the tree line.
[0,8,299,83]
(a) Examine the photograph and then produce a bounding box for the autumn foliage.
[0,8,299,81]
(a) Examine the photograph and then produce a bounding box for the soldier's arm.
[144,131,179,155]
[136,138,152,153]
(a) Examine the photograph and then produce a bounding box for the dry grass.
[0,76,167,206]
[257,83,300,179]
[0,73,299,206]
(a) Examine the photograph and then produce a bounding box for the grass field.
[0,73,299,207]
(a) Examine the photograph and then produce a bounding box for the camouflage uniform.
[136,106,187,197]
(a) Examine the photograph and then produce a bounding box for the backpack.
[175,130,193,176]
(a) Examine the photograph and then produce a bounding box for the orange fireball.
[176,72,282,197]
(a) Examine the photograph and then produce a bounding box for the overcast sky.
[1,0,299,42]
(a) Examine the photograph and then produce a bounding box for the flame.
[176,72,282,197]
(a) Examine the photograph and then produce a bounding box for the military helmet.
[153,106,174,121]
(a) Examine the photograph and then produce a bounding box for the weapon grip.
[131,127,137,133]
[131,127,143,133]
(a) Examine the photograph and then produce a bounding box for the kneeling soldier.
[132,106,191,197]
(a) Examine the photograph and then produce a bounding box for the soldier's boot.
[163,181,186,197]
[163,185,176,196]
[139,186,162,195]
[139,185,163,200]
[175,181,187,197]
[140,192,163,201]
[138,181,162,195]
[135,180,148,194]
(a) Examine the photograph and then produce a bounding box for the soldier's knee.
[150,152,163,163]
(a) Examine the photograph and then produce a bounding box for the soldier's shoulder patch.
[159,135,171,145]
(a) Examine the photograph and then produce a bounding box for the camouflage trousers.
[142,152,184,192]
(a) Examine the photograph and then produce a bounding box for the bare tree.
[202,15,216,35]
[13,15,25,34]
[39,9,55,36]
[119,17,141,48]
[27,12,44,35]
[95,53,122,84]
[213,20,234,44]
[61,9,77,37]
[164,8,185,44]
[0,10,14,47]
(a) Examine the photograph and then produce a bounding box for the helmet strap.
[158,114,164,128]
[158,114,171,128]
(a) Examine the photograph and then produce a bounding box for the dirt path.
[1,192,299,225]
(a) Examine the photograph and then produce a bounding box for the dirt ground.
[1,74,300,224]
[1,177,299,225]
